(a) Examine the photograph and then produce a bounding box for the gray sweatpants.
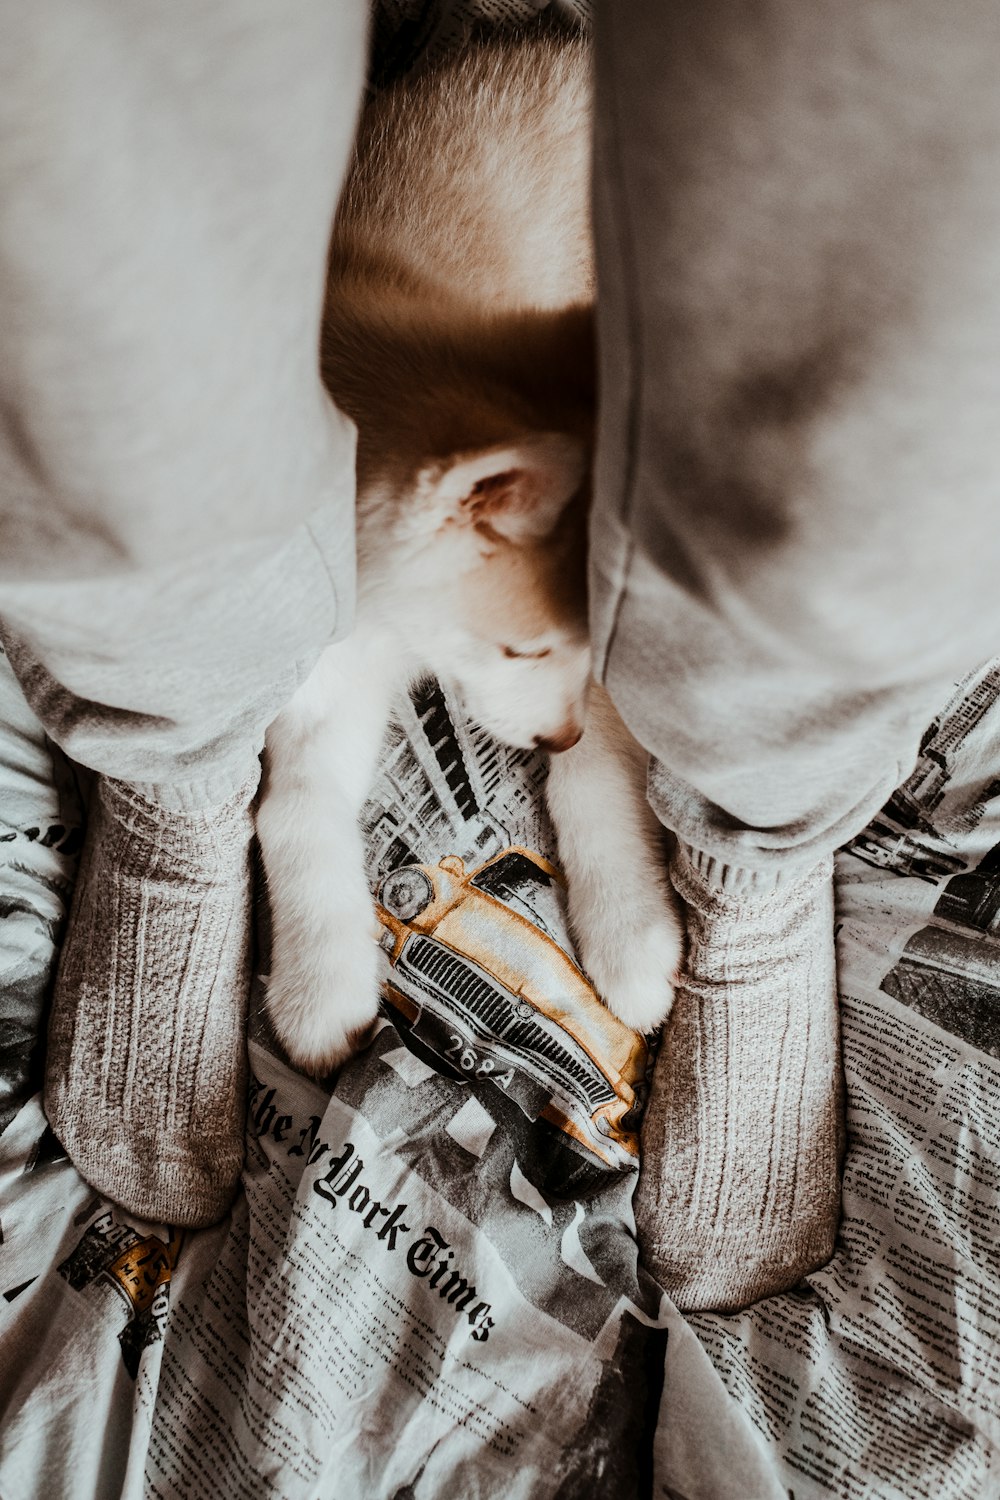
[0,1,366,800]
[2,0,999,858]
[590,0,1000,877]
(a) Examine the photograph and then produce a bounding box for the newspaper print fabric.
[1,641,1000,1498]
[684,660,1000,1500]
[0,646,81,1138]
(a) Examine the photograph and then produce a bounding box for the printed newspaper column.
[144,1043,635,1500]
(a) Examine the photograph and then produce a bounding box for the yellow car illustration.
[375,847,649,1169]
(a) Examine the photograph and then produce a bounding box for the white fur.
[545,684,684,1034]
[258,633,398,1072]
[259,500,683,1073]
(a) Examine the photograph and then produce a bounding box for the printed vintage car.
[375,847,649,1169]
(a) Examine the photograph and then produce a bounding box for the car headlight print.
[379,866,434,922]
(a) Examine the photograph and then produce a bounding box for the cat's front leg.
[545,683,684,1034]
[257,635,398,1075]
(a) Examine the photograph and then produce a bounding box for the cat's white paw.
[265,914,382,1076]
[577,901,684,1036]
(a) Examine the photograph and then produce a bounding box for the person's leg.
[592,0,1000,1306]
[0,0,368,1224]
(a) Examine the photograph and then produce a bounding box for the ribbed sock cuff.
[680,843,829,897]
[131,759,261,814]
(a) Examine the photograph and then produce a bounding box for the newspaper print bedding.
[1,645,1000,1497]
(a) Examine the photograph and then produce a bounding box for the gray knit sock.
[634,846,844,1312]
[44,767,258,1228]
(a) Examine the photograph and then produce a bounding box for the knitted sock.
[44,767,258,1228]
[634,846,844,1312]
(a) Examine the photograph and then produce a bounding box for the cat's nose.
[534,723,583,754]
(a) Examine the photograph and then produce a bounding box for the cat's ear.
[415,432,586,543]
